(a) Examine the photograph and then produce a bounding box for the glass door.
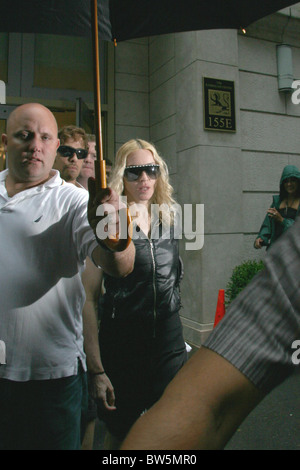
[0,105,17,170]
[0,118,6,170]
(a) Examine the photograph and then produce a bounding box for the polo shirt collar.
[0,169,63,189]
[0,169,63,203]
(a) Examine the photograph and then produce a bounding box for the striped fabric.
[204,216,300,394]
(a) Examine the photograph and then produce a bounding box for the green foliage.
[225,259,264,306]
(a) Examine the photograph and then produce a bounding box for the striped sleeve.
[204,216,300,394]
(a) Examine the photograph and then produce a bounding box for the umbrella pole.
[91,0,106,191]
[90,0,132,250]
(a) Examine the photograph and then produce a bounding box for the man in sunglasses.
[77,134,114,190]
[77,134,96,190]
[0,103,134,450]
[53,125,88,187]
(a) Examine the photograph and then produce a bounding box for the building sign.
[203,77,236,132]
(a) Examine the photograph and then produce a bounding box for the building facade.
[1,5,300,347]
[114,5,300,346]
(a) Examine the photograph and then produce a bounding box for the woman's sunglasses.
[124,164,160,182]
[58,145,88,160]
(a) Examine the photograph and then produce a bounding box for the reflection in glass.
[33,34,106,97]
[0,33,8,82]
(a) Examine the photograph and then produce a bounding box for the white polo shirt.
[0,169,99,381]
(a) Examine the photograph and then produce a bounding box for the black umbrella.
[1,1,299,42]
[0,0,298,189]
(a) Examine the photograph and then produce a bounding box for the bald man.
[0,103,134,450]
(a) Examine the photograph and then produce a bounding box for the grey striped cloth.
[204,216,300,394]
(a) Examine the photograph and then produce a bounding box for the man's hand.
[88,178,130,252]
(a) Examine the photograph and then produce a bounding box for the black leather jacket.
[101,225,183,337]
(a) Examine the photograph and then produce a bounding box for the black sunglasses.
[58,145,88,160]
[124,164,160,182]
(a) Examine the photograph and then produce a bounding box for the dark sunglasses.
[124,164,160,182]
[58,145,88,160]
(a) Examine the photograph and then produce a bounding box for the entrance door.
[0,105,17,170]
[0,120,6,170]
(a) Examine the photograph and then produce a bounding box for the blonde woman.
[97,139,187,449]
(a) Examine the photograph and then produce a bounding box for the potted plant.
[225,259,264,306]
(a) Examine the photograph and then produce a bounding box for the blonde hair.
[109,139,176,224]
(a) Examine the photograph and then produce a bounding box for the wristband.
[90,370,106,376]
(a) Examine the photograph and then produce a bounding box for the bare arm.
[121,347,263,450]
[82,257,103,374]
[82,257,116,410]
[91,242,135,278]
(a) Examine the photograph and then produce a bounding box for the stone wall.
[114,9,300,347]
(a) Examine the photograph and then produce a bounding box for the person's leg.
[103,430,123,450]
[0,379,16,450]
[0,368,88,450]
[34,368,88,450]
[81,419,96,450]
[81,394,98,450]
[0,379,45,450]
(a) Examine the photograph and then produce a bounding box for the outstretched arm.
[88,181,135,278]
[82,257,116,410]
[121,347,263,450]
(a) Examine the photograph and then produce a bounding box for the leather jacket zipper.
[149,239,157,338]
[111,290,118,319]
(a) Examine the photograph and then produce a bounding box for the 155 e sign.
[203,77,236,133]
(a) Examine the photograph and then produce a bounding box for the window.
[33,34,95,92]
[0,33,8,82]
